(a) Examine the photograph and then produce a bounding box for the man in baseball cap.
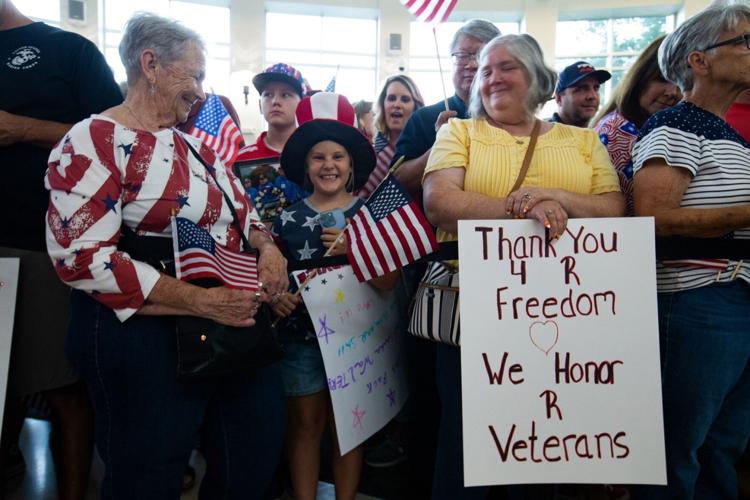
[550,61,611,127]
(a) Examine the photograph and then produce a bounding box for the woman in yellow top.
[421,34,625,499]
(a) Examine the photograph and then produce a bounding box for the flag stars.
[280,210,296,226]
[117,143,133,156]
[104,260,116,271]
[297,240,318,260]
[102,194,118,213]
[61,217,70,228]
[177,194,190,208]
[302,215,319,232]
[55,258,66,268]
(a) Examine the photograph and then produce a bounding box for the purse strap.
[182,136,255,254]
[509,119,541,193]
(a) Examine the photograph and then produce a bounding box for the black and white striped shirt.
[633,101,750,293]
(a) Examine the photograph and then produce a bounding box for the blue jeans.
[633,280,750,500]
[66,291,286,500]
[433,343,490,500]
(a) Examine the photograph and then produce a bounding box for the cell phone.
[319,209,346,229]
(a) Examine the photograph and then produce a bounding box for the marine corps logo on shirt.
[6,45,40,70]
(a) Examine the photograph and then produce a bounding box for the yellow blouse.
[424,118,621,242]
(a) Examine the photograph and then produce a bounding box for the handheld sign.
[457,218,665,486]
[0,259,20,434]
[295,265,408,455]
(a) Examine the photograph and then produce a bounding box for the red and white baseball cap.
[280,92,375,190]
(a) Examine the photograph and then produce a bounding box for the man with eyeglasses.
[549,61,611,128]
[391,19,500,197]
[388,18,500,499]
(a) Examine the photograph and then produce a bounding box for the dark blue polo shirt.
[392,94,468,165]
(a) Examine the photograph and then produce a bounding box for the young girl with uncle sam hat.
[271,92,398,500]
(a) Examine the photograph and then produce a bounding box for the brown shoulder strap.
[509,119,541,193]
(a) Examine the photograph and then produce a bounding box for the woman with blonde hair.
[358,74,424,197]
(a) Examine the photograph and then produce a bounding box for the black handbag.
[174,280,283,381]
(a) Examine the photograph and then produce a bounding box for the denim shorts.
[279,340,329,397]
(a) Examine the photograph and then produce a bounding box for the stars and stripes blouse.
[632,101,750,293]
[594,111,639,216]
[45,115,264,322]
[358,132,394,199]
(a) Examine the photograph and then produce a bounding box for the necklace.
[123,103,154,132]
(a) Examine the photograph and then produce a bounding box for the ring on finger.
[545,209,554,215]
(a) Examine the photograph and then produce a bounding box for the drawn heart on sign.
[529,320,559,355]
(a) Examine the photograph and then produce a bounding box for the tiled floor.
[7,417,750,500]
[4,418,381,500]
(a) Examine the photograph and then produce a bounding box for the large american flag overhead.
[189,94,243,167]
[173,217,259,291]
[345,177,438,282]
[400,0,458,25]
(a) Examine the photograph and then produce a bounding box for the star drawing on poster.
[352,405,366,429]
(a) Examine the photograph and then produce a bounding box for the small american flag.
[400,0,457,25]
[189,94,243,167]
[172,217,259,291]
[345,177,438,282]
[325,75,336,92]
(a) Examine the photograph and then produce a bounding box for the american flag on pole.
[345,177,438,282]
[189,94,243,168]
[172,217,259,291]
[325,75,337,93]
[400,0,458,25]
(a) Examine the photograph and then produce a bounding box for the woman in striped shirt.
[632,4,750,499]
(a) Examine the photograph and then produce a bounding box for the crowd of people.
[1,0,750,499]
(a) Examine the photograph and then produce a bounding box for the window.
[408,21,519,105]
[101,0,231,95]
[555,15,675,101]
[265,12,378,102]
[13,0,60,25]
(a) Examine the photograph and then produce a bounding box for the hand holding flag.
[345,176,438,282]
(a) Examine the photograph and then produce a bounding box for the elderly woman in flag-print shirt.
[44,13,287,499]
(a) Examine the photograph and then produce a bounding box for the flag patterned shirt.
[272,197,363,341]
[45,115,263,322]
[633,101,750,292]
[358,132,394,199]
[594,111,640,216]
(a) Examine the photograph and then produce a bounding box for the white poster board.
[0,259,20,437]
[457,218,665,486]
[295,265,408,455]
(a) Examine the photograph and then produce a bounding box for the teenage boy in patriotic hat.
[271,92,392,500]
[236,63,308,221]
[550,61,611,128]
[236,63,305,162]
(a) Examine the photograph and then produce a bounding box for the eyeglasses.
[702,33,750,51]
[451,52,478,65]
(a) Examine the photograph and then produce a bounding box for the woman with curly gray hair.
[422,33,624,500]
[631,3,750,499]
